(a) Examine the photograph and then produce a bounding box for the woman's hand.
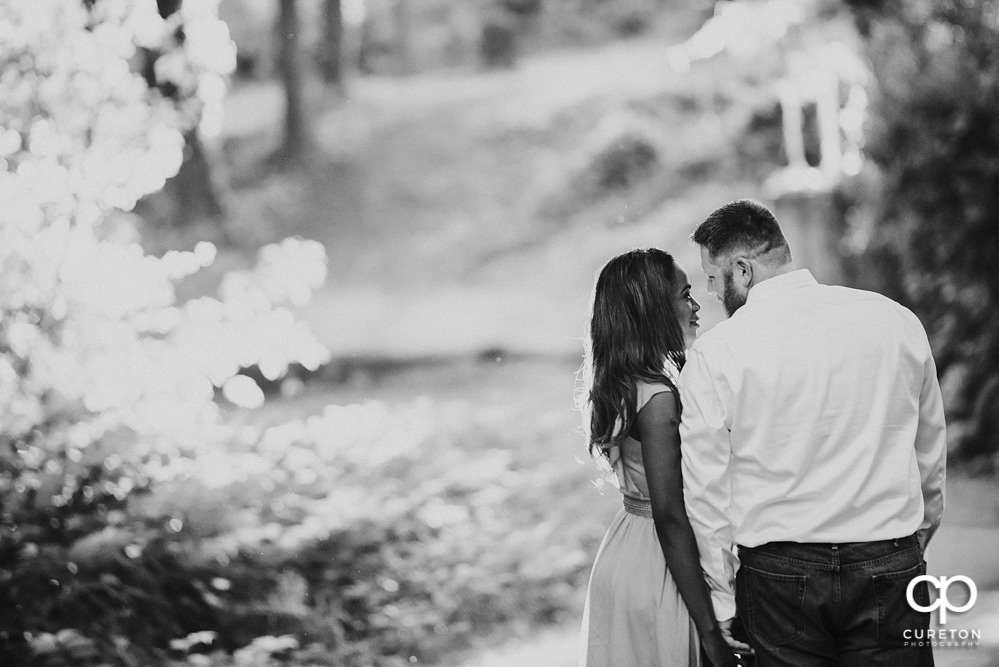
[703,619,755,667]
[701,631,738,667]
[720,617,754,654]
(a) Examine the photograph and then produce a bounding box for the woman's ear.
[733,257,753,288]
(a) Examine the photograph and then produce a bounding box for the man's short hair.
[692,199,792,264]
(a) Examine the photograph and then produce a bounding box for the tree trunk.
[277,0,310,161]
[171,130,226,222]
[395,0,412,75]
[319,0,344,87]
[357,11,374,74]
[129,0,229,232]
[136,129,230,236]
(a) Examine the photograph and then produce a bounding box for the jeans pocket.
[872,559,930,643]
[740,564,807,646]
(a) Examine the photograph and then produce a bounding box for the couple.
[578,200,947,666]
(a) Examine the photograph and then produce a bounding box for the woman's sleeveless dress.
[579,382,701,667]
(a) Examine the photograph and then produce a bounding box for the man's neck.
[750,262,796,288]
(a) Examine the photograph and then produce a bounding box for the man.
[678,199,946,666]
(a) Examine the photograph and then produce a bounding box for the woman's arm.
[637,391,737,667]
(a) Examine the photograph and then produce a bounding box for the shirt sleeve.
[914,340,946,549]
[678,344,738,622]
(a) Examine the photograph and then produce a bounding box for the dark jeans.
[736,535,934,667]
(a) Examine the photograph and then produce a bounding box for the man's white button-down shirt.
[678,269,947,622]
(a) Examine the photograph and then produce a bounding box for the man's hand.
[916,527,931,552]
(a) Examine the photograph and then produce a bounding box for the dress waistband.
[623,496,653,519]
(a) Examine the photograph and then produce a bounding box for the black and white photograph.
[1,0,998,665]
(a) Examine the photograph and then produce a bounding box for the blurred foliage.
[479,20,519,69]
[220,0,701,78]
[0,10,603,663]
[0,0,327,662]
[842,0,999,466]
[4,362,603,665]
[134,385,598,665]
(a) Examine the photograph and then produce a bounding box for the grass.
[114,356,623,665]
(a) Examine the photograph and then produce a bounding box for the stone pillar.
[770,188,846,286]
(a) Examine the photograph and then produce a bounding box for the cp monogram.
[906,575,977,624]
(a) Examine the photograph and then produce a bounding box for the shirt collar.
[746,269,817,305]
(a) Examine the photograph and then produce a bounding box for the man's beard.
[722,269,747,317]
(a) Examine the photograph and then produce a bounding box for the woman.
[578,248,739,667]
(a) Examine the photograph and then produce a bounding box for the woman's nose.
[691,297,701,312]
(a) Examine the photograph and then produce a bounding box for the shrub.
[480,21,518,69]
[844,0,999,465]
[0,0,327,661]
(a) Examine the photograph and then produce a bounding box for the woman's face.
[673,265,701,349]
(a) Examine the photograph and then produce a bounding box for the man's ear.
[733,257,753,288]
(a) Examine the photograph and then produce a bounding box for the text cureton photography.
[903,574,984,650]
[903,628,982,649]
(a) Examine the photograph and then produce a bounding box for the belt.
[740,533,919,552]
[623,496,653,519]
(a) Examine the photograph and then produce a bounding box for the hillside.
[213,16,777,359]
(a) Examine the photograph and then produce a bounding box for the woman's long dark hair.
[579,248,687,458]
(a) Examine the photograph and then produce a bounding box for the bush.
[480,21,518,69]
[845,0,999,466]
[538,110,664,224]
[593,136,659,190]
[0,1,328,663]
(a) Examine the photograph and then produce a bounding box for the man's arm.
[679,344,738,622]
[914,341,946,550]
